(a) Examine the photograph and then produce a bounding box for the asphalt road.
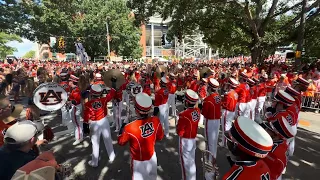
[17,98,320,180]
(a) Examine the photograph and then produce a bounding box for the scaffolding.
[174,34,211,59]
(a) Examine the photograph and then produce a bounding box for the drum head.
[33,82,68,111]
[131,84,143,97]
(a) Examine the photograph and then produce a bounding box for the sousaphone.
[155,65,168,79]
[103,69,125,90]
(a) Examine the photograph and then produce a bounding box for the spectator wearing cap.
[261,116,297,180]
[118,93,164,179]
[153,77,170,137]
[68,75,83,145]
[176,89,201,180]
[202,79,221,162]
[221,117,272,180]
[0,120,50,180]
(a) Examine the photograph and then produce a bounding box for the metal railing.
[301,92,320,113]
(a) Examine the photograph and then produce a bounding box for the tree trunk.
[251,46,263,64]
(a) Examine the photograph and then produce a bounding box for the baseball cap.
[4,120,44,144]
[0,95,23,124]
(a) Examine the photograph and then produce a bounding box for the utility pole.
[295,0,307,70]
[106,17,111,59]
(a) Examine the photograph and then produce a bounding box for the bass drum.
[33,82,67,112]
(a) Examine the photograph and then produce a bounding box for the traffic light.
[161,34,166,45]
[58,37,65,49]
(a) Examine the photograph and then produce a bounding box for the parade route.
[16,98,320,180]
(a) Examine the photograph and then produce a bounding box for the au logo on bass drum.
[33,82,68,111]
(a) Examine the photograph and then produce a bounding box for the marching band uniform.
[235,72,250,118]
[142,77,152,96]
[256,77,267,120]
[113,88,124,132]
[154,77,169,137]
[189,74,199,92]
[221,78,239,147]
[167,73,177,118]
[118,93,164,180]
[59,73,72,131]
[198,78,208,125]
[68,75,83,145]
[202,79,220,161]
[84,85,116,167]
[220,117,273,180]
[247,78,256,121]
[177,89,201,180]
[93,73,104,85]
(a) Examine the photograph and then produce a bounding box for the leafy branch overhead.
[129,0,320,62]
[20,0,142,59]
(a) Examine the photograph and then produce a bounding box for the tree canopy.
[23,50,36,58]
[129,0,320,63]
[0,32,22,59]
[21,0,142,59]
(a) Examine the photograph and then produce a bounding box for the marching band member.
[247,78,256,121]
[202,78,220,161]
[92,73,104,85]
[113,86,124,132]
[235,72,250,118]
[118,93,164,180]
[256,75,267,122]
[189,74,199,92]
[261,116,297,180]
[141,71,152,96]
[198,78,208,125]
[220,78,239,147]
[59,72,73,132]
[84,84,116,167]
[153,77,169,137]
[176,89,201,180]
[167,73,177,118]
[68,75,83,145]
[221,117,273,180]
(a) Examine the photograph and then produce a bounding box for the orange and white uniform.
[167,79,177,117]
[223,160,271,180]
[118,116,164,180]
[84,89,116,167]
[263,140,288,180]
[154,87,169,136]
[257,82,267,116]
[202,92,221,160]
[235,83,250,117]
[249,85,258,120]
[221,89,238,146]
[68,87,83,141]
[176,108,201,180]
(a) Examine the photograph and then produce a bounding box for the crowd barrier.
[301,92,320,113]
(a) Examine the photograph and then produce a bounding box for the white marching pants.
[205,119,220,162]
[287,136,296,156]
[250,99,257,121]
[131,152,157,180]
[159,103,169,136]
[257,96,266,116]
[168,94,176,117]
[71,104,83,141]
[61,105,72,126]
[113,101,123,130]
[221,109,235,146]
[89,116,115,166]
[238,102,249,118]
[179,137,196,180]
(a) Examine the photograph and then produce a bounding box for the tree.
[23,50,36,58]
[22,0,142,59]
[129,0,320,63]
[0,32,22,59]
[305,15,320,58]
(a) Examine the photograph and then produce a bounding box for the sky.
[6,38,38,58]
